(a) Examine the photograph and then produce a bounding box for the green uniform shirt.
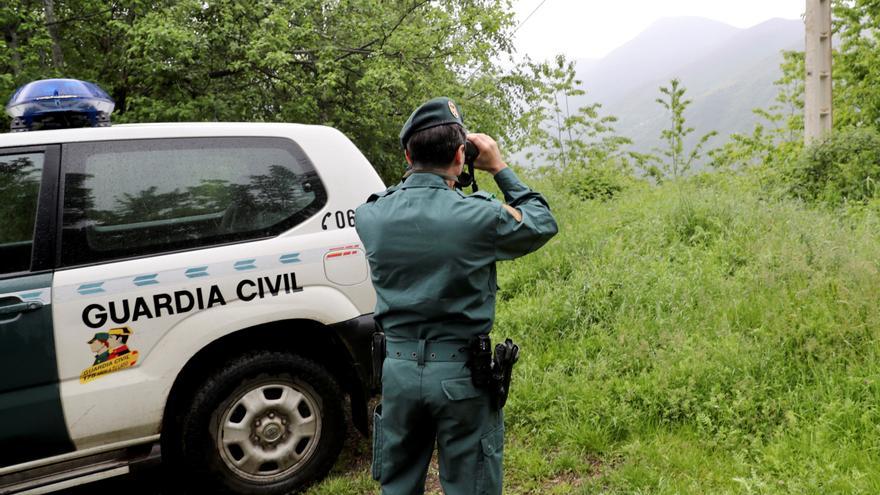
[355,167,558,341]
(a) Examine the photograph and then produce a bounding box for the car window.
[0,153,44,275]
[61,137,326,266]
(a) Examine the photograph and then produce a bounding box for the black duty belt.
[385,339,469,365]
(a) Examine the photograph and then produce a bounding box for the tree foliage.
[0,0,556,184]
[832,0,880,129]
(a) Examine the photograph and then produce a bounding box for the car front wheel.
[168,351,346,494]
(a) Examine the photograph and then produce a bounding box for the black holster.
[491,338,520,410]
[371,331,385,390]
[467,335,520,410]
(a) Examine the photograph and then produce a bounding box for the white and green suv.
[0,119,384,494]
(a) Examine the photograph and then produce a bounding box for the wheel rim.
[216,381,323,482]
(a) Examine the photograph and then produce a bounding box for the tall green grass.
[311,172,880,494]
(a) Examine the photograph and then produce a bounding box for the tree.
[653,78,717,179]
[0,1,60,99]
[832,0,880,129]
[512,56,638,200]
[523,56,636,170]
[709,51,805,171]
[0,0,556,184]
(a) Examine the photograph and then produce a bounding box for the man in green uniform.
[356,97,558,495]
[87,332,110,365]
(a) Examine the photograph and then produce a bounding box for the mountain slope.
[572,17,803,168]
[576,17,740,107]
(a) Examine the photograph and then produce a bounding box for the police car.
[0,79,384,494]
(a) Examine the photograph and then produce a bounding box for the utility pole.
[805,0,833,143]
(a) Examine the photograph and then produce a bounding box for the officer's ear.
[405,149,413,165]
[453,144,465,167]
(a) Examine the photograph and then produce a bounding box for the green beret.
[88,332,109,343]
[399,97,465,149]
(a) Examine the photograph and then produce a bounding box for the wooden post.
[805,0,833,144]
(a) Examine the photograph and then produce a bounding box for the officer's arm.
[493,167,558,260]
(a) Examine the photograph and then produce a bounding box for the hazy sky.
[513,0,805,60]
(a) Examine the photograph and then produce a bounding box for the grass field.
[308,171,880,494]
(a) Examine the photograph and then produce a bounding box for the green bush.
[787,127,880,205]
[549,160,635,201]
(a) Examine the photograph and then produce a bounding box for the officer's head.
[400,97,466,172]
[88,334,109,352]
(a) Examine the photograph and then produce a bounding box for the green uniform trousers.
[372,342,504,495]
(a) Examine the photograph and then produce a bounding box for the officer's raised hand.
[467,133,523,221]
[467,133,508,175]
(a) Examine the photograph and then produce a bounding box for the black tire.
[165,351,346,494]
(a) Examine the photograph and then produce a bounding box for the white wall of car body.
[14,123,386,450]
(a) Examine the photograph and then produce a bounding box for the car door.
[0,145,75,467]
[52,136,333,449]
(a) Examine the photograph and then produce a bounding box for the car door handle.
[0,300,44,317]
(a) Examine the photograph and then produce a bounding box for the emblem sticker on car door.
[80,326,140,383]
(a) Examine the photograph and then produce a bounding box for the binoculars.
[457,140,480,191]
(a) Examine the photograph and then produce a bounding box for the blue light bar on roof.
[5,78,115,131]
